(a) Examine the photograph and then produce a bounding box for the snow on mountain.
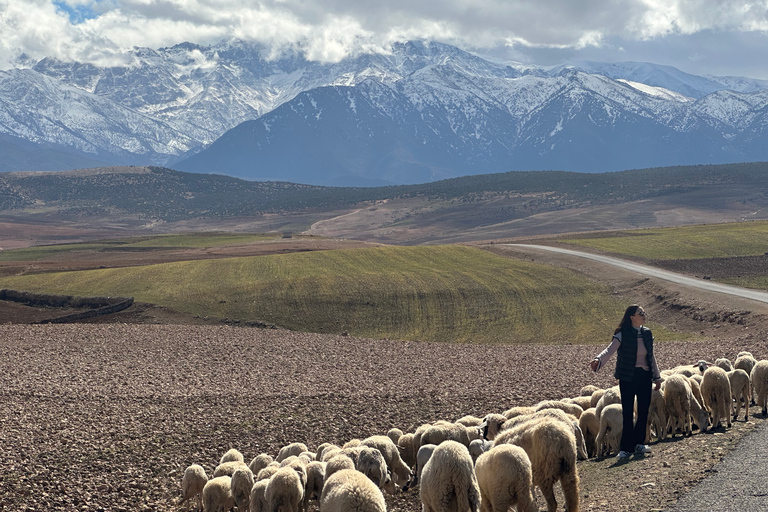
[2,39,768,180]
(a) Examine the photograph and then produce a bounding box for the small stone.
[662,461,672,468]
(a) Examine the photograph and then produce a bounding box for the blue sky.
[2,0,767,78]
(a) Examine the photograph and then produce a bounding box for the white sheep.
[715,357,734,372]
[701,365,733,429]
[325,453,357,484]
[580,384,601,397]
[202,475,235,512]
[578,408,599,458]
[396,433,417,470]
[590,388,606,409]
[751,360,768,415]
[501,406,536,419]
[265,466,305,512]
[361,435,412,488]
[455,415,485,427]
[475,444,537,512]
[496,408,588,461]
[420,422,476,448]
[220,448,245,465]
[734,352,757,404]
[320,446,343,463]
[356,446,394,494]
[647,386,668,442]
[232,466,255,512]
[594,386,621,421]
[493,417,580,512]
[249,454,275,476]
[303,460,326,512]
[387,428,404,445]
[179,464,208,512]
[256,464,281,482]
[468,439,493,465]
[319,468,386,512]
[566,395,593,411]
[664,374,709,437]
[594,403,623,456]
[419,440,480,512]
[534,399,583,418]
[727,368,751,421]
[249,478,269,512]
[277,443,309,463]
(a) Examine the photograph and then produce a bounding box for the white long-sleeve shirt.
[593,326,661,381]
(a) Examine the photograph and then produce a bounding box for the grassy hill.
[0,244,634,344]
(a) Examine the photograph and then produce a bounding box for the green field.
[0,245,650,344]
[556,221,768,260]
[0,233,282,261]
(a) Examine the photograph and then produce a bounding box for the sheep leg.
[538,480,558,512]
[561,471,580,512]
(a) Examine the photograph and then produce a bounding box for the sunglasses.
[635,310,646,317]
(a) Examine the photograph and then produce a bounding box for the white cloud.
[0,0,766,77]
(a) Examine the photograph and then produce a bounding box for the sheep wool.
[578,408,599,459]
[664,374,708,437]
[232,466,255,512]
[727,368,751,421]
[250,454,275,476]
[361,435,412,488]
[202,475,235,512]
[179,464,208,512]
[475,445,537,512]
[220,448,245,465]
[265,466,305,512]
[276,443,309,463]
[419,440,480,512]
[647,386,668,442]
[701,366,733,429]
[751,360,768,415]
[594,403,622,456]
[533,399,583,419]
[303,461,326,512]
[214,460,250,478]
[249,478,269,512]
[325,454,357,484]
[319,468,386,512]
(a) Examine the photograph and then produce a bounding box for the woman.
[589,304,662,458]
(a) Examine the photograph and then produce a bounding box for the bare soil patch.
[2,323,768,512]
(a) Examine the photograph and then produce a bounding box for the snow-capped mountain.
[2,39,768,184]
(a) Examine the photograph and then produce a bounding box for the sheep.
[214,461,250,478]
[361,435,412,488]
[715,358,734,372]
[493,418,580,512]
[475,445,537,512]
[356,446,394,494]
[279,457,308,491]
[468,439,493,464]
[578,408,599,458]
[387,428,404,445]
[501,406,536,419]
[497,408,588,461]
[687,375,705,410]
[319,468,386,512]
[734,352,757,404]
[594,403,623,456]
[664,374,709,437]
[647,386,668,442]
[751,360,768,415]
[590,388,606,408]
[566,395,593,411]
[701,365,733,429]
[303,461,326,512]
[419,440,480,512]
[396,432,417,469]
[534,399,583,419]
[420,422,474,448]
[250,454,275,477]
[265,466,305,512]
[580,384,601,397]
[325,453,357,484]
[250,478,269,512]
[298,451,316,464]
[220,448,245,465]
[594,386,621,420]
[456,415,485,427]
[277,443,309,463]
[343,439,362,449]
[479,413,507,441]
[232,466,255,512]
[256,464,281,482]
[662,365,698,378]
[727,368,751,421]
[202,476,235,512]
[321,446,343,463]
[179,464,208,512]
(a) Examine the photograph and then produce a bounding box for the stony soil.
[2,322,768,512]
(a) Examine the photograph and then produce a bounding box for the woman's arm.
[590,333,621,372]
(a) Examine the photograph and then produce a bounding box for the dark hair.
[614,304,642,335]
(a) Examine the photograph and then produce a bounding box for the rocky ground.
[1,322,767,512]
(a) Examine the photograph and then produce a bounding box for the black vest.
[613,326,654,382]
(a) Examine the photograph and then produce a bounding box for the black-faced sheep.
[249,478,269,512]
[265,466,305,512]
[475,444,537,512]
[303,461,326,512]
[751,360,768,415]
[202,475,235,512]
[727,368,751,421]
[277,443,309,463]
[701,365,733,429]
[361,435,412,488]
[493,417,580,512]
[594,403,623,456]
[578,407,599,458]
[419,440,480,512]
[179,464,208,512]
[664,374,709,437]
[232,466,255,512]
[479,413,507,441]
[320,468,386,512]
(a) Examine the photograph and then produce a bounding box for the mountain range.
[2,40,768,186]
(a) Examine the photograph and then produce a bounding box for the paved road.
[509,244,768,304]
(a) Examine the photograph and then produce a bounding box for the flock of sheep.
[177,350,768,512]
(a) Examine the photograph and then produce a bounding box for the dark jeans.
[619,367,652,452]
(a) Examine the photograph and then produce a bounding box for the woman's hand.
[589,359,600,372]
[653,379,662,390]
